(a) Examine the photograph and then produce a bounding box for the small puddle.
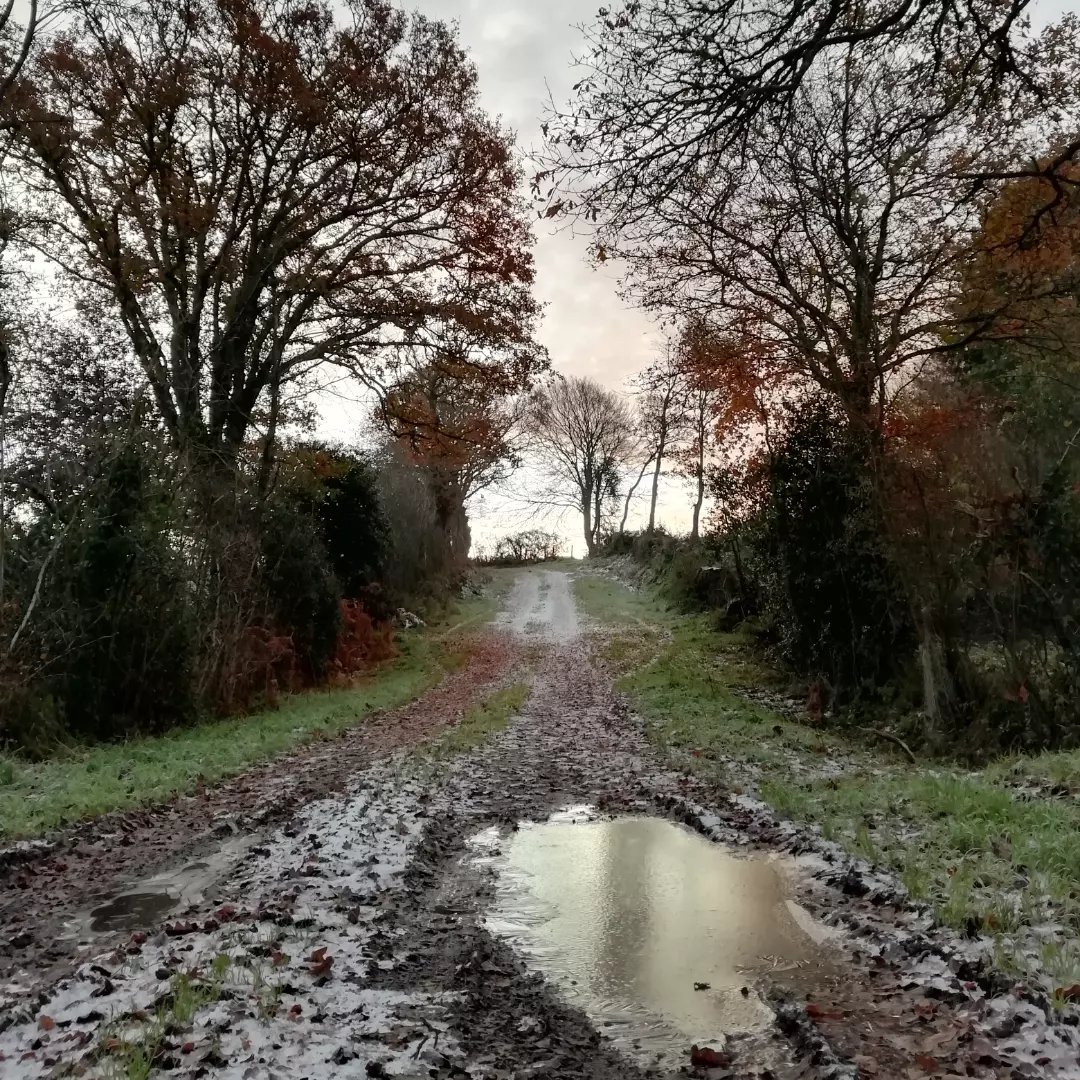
[90,890,181,932]
[71,837,258,938]
[478,811,836,1067]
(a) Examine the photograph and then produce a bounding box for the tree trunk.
[620,453,655,534]
[582,485,596,556]
[648,431,666,531]
[256,376,282,499]
[690,461,705,539]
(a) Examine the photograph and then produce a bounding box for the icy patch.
[0,764,451,1079]
[498,570,580,643]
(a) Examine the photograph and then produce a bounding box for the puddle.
[90,890,180,932]
[72,836,258,938]
[479,813,835,1065]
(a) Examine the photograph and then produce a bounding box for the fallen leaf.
[805,1002,845,1021]
[310,955,334,977]
[689,1045,732,1068]
[915,1053,940,1073]
[37,1016,55,1032]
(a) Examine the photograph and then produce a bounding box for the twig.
[8,527,64,654]
[858,726,916,764]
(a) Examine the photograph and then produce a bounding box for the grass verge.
[577,562,1080,993]
[0,585,506,842]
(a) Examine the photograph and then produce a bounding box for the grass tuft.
[431,682,531,757]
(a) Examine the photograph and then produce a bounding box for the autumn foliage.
[0,0,542,750]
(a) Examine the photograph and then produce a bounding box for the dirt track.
[1,570,1078,1079]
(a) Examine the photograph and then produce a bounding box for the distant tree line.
[478,530,563,567]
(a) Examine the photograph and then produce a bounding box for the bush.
[757,404,913,695]
[309,451,390,599]
[0,682,67,760]
[598,530,637,556]
[258,497,342,682]
[374,442,457,604]
[483,529,563,566]
[333,600,396,677]
[33,440,198,741]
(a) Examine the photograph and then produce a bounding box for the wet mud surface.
[2,568,1079,1078]
[0,632,521,988]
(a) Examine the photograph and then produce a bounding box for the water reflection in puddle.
[479,812,834,1066]
[90,890,180,932]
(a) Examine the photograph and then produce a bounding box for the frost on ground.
[667,790,1080,1078]
[0,765,458,1079]
[495,570,580,643]
[4,569,1080,1079]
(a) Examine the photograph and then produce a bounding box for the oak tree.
[7,0,539,485]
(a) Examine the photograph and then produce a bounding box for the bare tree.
[540,0,1080,241]
[617,436,654,535]
[682,384,711,541]
[633,346,690,531]
[526,376,637,555]
[0,0,40,110]
[553,37,1079,442]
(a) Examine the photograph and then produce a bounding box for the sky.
[411,0,662,385]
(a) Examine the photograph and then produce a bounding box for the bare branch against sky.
[322,0,1073,550]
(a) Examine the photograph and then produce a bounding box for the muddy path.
[0,633,522,990]
[2,569,1078,1079]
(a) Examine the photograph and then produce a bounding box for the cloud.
[414,0,662,386]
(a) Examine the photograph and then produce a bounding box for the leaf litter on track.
[2,569,1080,1078]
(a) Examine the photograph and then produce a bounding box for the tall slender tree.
[633,347,689,531]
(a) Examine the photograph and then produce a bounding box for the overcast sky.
[409,0,684,551]
[415,0,663,386]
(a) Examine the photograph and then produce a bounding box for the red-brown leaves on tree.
[8,0,544,472]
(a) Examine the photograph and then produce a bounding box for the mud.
[2,569,1079,1079]
[497,569,580,642]
[0,630,521,988]
[78,834,260,934]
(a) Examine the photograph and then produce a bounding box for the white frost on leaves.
[0,763,451,1079]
